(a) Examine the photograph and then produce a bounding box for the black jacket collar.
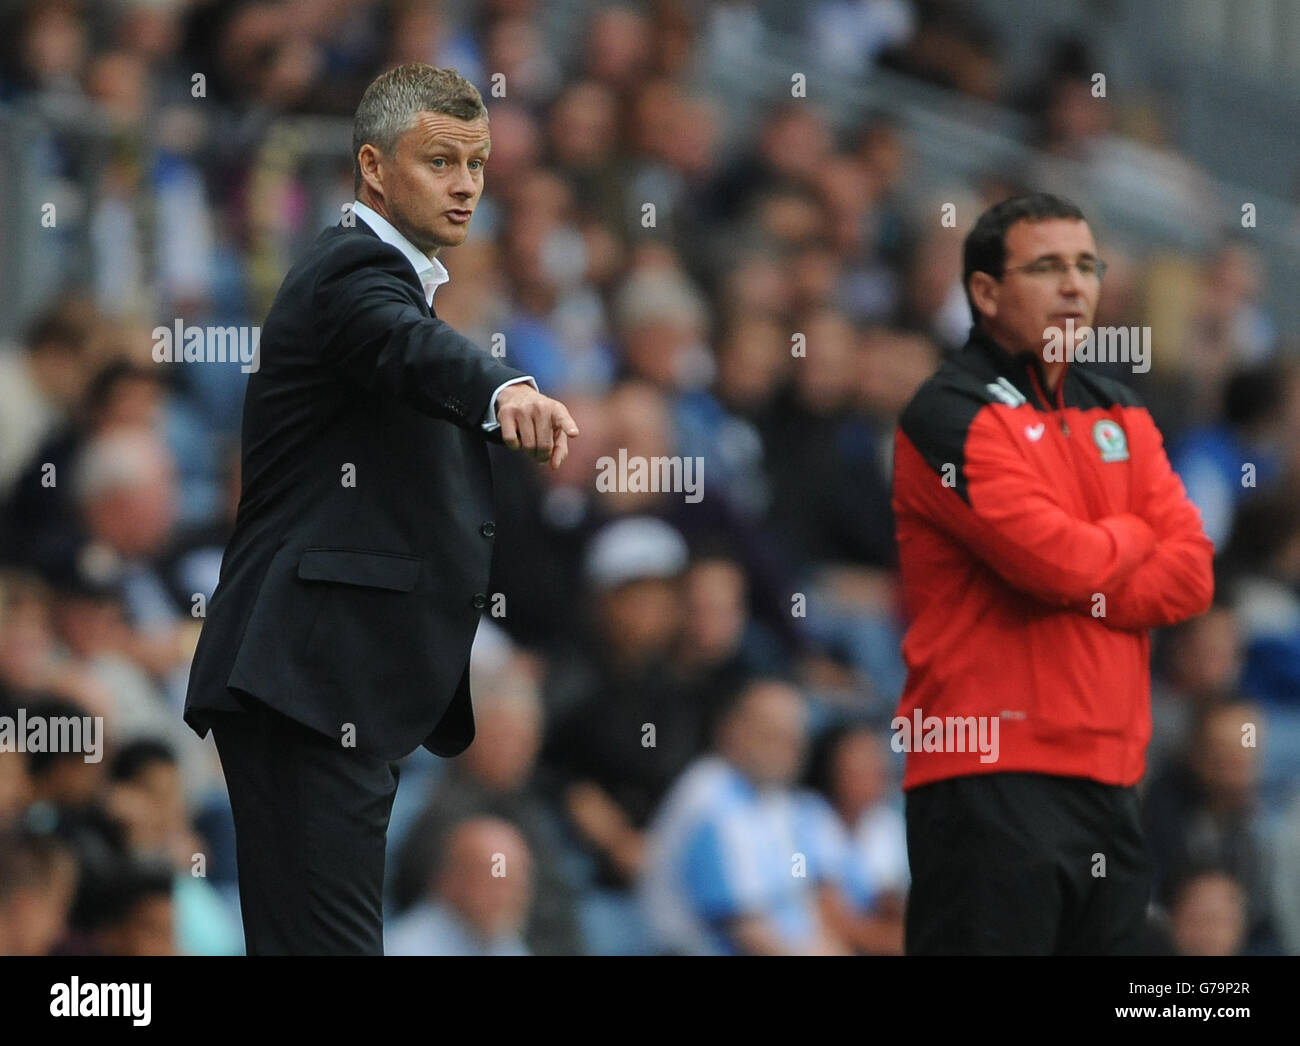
[965,325,1067,411]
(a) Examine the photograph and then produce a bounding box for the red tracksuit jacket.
[891,327,1214,790]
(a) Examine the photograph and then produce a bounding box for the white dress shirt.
[349,199,535,432]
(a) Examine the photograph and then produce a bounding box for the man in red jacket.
[892,193,1214,954]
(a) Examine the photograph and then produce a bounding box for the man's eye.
[430,158,446,167]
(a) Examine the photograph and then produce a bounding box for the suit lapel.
[338,214,432,316]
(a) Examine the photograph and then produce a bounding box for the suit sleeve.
[312,237,528,435]
[1095,410,1215,630]
[895,404,1157,608]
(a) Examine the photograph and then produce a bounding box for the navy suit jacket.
[184,215,528,759]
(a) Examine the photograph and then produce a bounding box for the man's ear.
[357,143,384,197]
[968,271,999,323]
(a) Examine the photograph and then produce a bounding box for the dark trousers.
[904,771,1151,955]
[208,696,402,955]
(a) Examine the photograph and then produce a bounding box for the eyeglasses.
[1001,257,1107,281]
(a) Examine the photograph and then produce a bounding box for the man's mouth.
[446,209,473,224]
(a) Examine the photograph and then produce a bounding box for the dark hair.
[1223,362,1291,430]
[22,696,95,778]
[23,294,97,356]
[685,532,743,567]
[73,857,173,933]
[1221,492,1300,573]
[109,740,177,784]
[803,719,875,801]
[962,193,1087,324]
[82,359,163,418]
[705,673,798,745]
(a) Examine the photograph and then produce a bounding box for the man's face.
[365,111,490,255]
[723,683,807,788]
[599,577,682,657]
[974,218,1101,358]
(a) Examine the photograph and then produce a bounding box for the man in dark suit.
[183,63,579,955]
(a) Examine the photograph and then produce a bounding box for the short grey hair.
[614,268,708,333]
[352,63,489,194]
[73,430,171,504]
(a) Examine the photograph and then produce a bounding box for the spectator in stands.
[1171,361,1299,550]
[701,101,834,229]
[386,817,533,956]
[0,828,79,956]
[4,359,169,574]
[0,707,33,828]
[674,550,787,721]
[1168,869,1249,957]
[1143,700,1275,952]
[712,313,791,425]
[0,572,110,717]
[614,264,713,398]
[545,80,630,235]
[807,0,915,77]
[22,695,123,890]
[1221,493,1300,708]
[804,722,908,954]
[623,80,722,259]
[0,297,99,502]
[105,740,241,955]
[391,654,580,955]
[639,678,850,955]
[764,309,894,571]
[1147,602,1243,781]
[46,570,174,749]
[1272,791,1300,955]
[1194,241,1278,371]
[72,428,198,703]
[876,1,1001,101]
[540,516,700,952]
[67,857,177,956]
[581,6,654,102]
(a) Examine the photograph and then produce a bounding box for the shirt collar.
[350,199,450,307]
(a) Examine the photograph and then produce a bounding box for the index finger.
[554,402,579,437]
[549,429,569,470]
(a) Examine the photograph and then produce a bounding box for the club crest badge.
[1093,419,1129,463]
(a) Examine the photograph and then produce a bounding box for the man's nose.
[451,164,477,197]
[1058,265,1086,296]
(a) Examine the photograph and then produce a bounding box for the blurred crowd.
[1,0,1298,957]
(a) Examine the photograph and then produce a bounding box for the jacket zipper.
[1026,362,1070,436]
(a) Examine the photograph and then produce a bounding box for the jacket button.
[480,521,496,538]
[471,593,488,609]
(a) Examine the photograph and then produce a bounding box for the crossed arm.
[895,405,1214,631]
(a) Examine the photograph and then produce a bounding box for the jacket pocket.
[296,547,422,592]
